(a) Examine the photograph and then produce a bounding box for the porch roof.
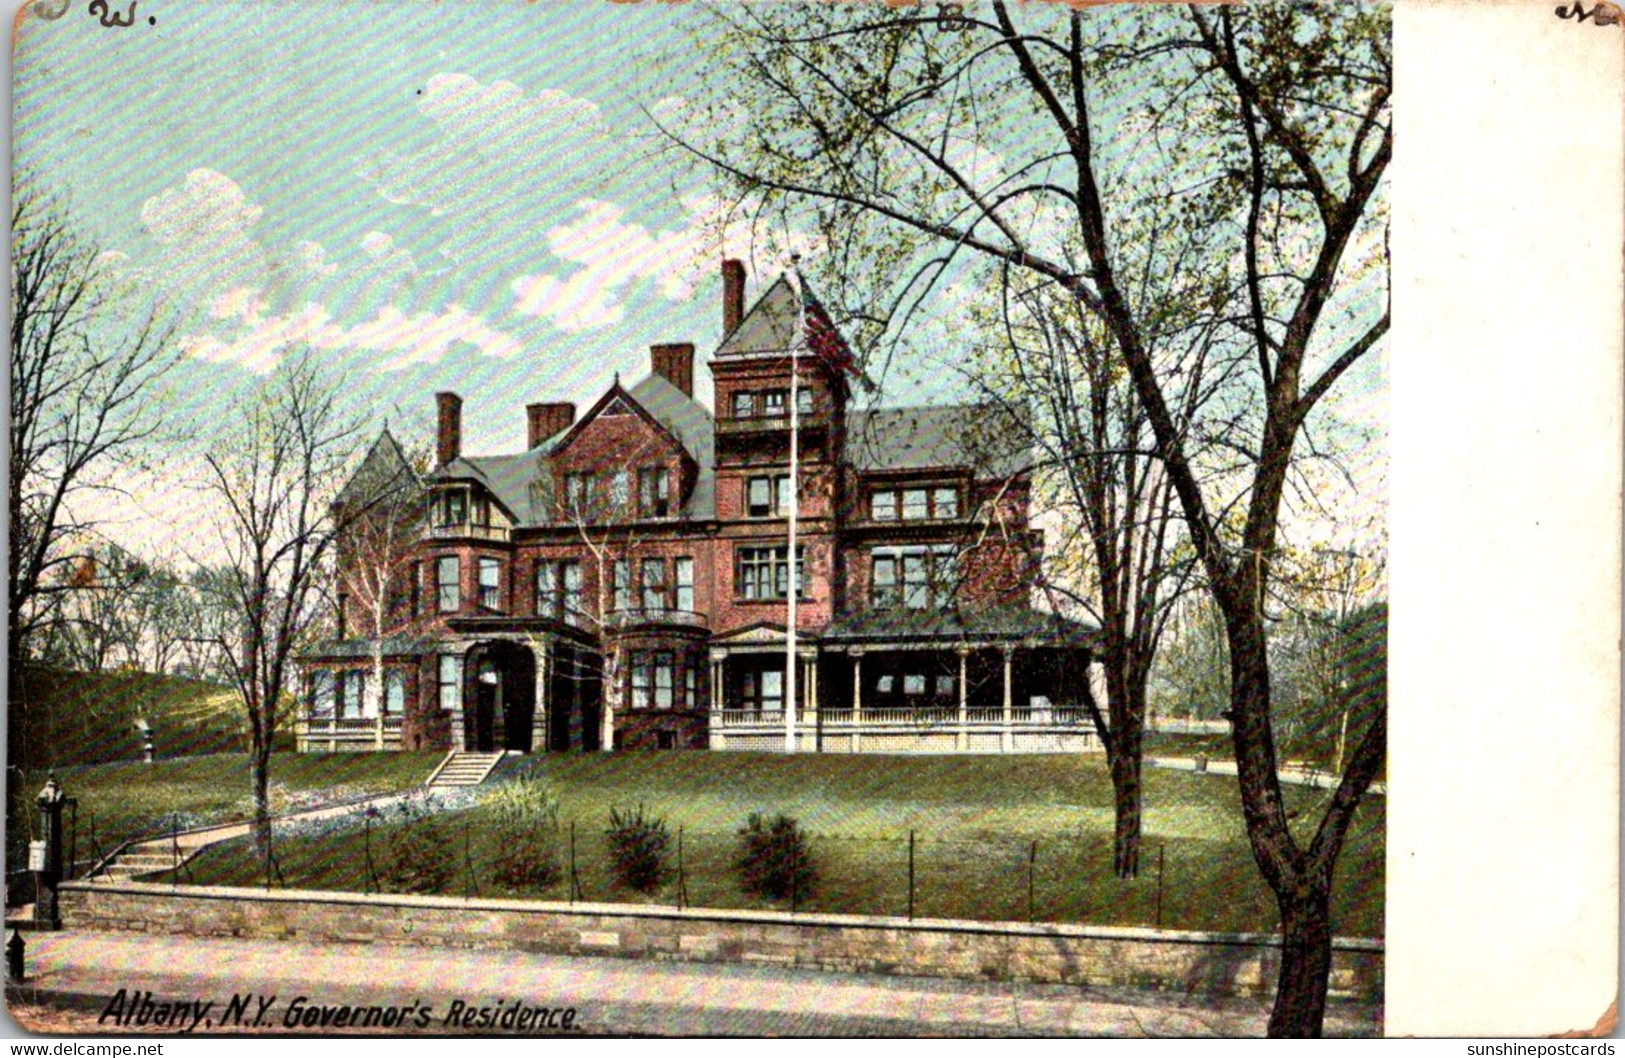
[820,606,1099,650]
[300,635,440,661]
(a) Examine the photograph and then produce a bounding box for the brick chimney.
[649,343,695,398]
[436,391,462,466]
[722,259,746,337]
[527,401,576,448]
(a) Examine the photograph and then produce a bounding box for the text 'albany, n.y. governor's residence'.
[298,261,1099,755]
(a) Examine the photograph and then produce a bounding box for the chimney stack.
[722,259,746,337]
[649,343,695,398]
[527,401,576,448]
[436,391,462,466]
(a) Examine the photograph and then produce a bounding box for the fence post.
[1155,842,1165,929]
[677,827,686,911]
[363,815,376,894]
[1027,840,1038,924]
[907,830,916,921]
[569,820,580,904]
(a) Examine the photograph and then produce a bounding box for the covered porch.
[707,609,1103,754]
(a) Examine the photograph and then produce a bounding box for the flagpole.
[785,259,801,754]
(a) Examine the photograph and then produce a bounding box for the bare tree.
[10,192,177,678]
[201,352,365,846]
[667,3,1389,1035]
[331,432,427,744]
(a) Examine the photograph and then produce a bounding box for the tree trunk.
[1109,745,1142,878]
[250,739,272,853]
[1268,887,1335,1037]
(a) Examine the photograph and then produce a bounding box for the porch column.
[532,639,551,754]
[802,651,819,753]
[709,648,727,750]
[850,649,864,753]
[956,647,970,752]
[1001,644,1014,753]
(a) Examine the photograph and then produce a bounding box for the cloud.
[140,168,275,300]
[180,290,523,374]
[509,195,822,332]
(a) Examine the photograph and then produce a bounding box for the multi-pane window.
[385,670,406,715]
[629,652,675,710]
[438,655,462,711]
[439,489,467,527]
[685,663,699,710]
[337,670,366,719]
[741,669,784,714]
[870,486,960,521]
[733,391,755,418]
[674,557,694,611]
[641,557,668,611]
[737,545,805,600]
[562,562,583,622]
[610,470,632,510]
[796,387,813,416]
[872,546,957,609]
[613,559,631,611]
[309,671,335,718]
[565,472,594,515]
[639,467,671,517]
[536,560,584,622]
[763,390,786,417]
[437,555,460,613]
[747,475,790,517]
[478,557,501,610]
[472,493,491,527]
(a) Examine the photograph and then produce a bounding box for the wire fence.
[160,810,1383,937]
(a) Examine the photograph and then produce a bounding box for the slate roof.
[335,428,420,509]
[716,276,801,356]
[821,606,1099,648]
[849,403,1033,479]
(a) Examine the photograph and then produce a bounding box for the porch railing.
[297,715,405,751]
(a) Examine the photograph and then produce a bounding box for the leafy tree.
[666,4,1389,1035]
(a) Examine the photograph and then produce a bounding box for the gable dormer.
[544,376,699,526]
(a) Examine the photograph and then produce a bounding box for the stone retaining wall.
[59,882,1382,1002]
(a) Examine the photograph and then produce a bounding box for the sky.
[13,0,1387,568]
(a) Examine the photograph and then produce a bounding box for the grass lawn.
[8,666,285,770]
[6,752,443,883]
[171,752,1384,937]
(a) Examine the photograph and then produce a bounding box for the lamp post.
[32,775,66,930]
[135,716,154,764]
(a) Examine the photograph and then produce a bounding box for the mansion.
[298,262,1100,754]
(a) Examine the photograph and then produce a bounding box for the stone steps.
[425,751,505,789]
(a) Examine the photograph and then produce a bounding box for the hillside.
[8,667,289,770]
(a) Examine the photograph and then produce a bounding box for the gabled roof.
[849,404,1033,479]
[336,428,420,509]
[627,372,715,519]
[431,371,717,527]
[716,276,800,357]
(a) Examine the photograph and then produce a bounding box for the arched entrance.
[464,640,537,753]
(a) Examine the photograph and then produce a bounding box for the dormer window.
[639,466,671,517]
[439,488,467,527]
[871,486,960,522]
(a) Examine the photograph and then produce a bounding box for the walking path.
[6,930,1383,1037]
[1147,756,1387,796]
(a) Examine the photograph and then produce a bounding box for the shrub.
[736,813,817,901]
[380,798,456,894]
[605,804,669,893]
[480,777,563,891]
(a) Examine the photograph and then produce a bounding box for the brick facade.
[301,263,1096,755]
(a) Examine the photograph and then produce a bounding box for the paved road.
[5,930,1382,1037]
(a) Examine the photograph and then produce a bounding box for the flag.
[797,274,876,393]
